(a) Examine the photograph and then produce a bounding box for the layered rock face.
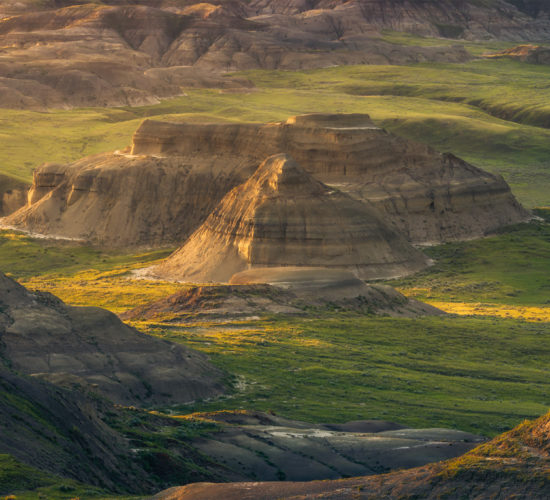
[1,0,549,108]
[250,0,550,40]
[0,272,225,405]
[130,114,529,245]
[5,153,257,246]
[146,154,429,281]
[6,114,528,249]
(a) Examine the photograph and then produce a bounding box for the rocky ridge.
[4,114,528,251]
[0,272,225,405]
[0,1,549,109]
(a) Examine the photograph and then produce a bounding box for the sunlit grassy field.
[390,217,550,315]
[1,44,550,496]
[1,213,549,438]
[1,58,550,206]
[137,314,550,437]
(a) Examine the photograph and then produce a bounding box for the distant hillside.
[154,409,550,499]
[0,0,548,109]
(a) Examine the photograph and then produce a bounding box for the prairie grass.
[0,217,549,437]
[390,219,550,308]
[140,314,550,437]
[1,59,550,205]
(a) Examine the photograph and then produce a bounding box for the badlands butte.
[0,1,549,499]
[5,114,528,283]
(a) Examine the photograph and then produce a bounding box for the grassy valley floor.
[0,214,548,438]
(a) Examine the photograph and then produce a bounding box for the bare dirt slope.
[0,1,548,108]
[153,409,550,499]
[145,154,429,281]
[4,152,257,246]
[5,114,528,247]
[0,271,225,406]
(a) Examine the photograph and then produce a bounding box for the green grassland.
[141,314,550,437]
[0,216,548,438]
[0,454,111,499]
[1,58,550,205]
[390,217,550,307]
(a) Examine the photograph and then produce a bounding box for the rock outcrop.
[146,154,429,281]
[153,409,550,500]
[149,410,483,485]
[2,0,549,109]
[0,272,225,405]
[5,114,528,248]
[4,153,257,246]
[485,44,550,64]
[122,268,442,320]
[131,114,527,245]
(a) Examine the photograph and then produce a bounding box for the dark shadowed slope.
[0,271,225,405]
[153,409,550,499]
[0,365,157,493]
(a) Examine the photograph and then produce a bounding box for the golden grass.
[21,270,183,314]
[430,302,550,322]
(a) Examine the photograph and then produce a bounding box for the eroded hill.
[1,0,549,108]
[122,269,443,319]
[146,154,429,281]
[0,271,225,405]
[5,114,528,252]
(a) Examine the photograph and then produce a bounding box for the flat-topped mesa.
[145,153,429,282]
[130,113,529,244]
[5,113,528,247]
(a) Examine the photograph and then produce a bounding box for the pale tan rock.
[146,153,429,281]
[6,114,528,247]
[5,153,257,246]
[130,114,529,245]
